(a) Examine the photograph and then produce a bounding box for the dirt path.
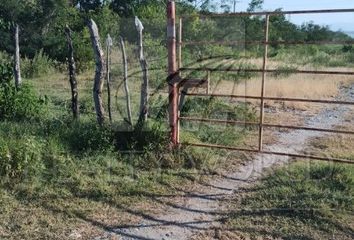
[105,85,354,240]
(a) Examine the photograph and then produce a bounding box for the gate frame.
[167,1,354,164]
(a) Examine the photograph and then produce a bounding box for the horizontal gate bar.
[181,8,354,17]
[183,93,354,105]
[180,67,354,75]
[180,40,354,46]
[183,142,354,164]
[179,116,354,135]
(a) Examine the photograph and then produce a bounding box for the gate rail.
[167,0,354,164]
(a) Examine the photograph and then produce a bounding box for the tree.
[75,0,103,12]
[247,0,263,12]
[109,0,136,17]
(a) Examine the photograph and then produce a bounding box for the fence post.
[87,19,106,125]
[65,25,79,119]
[167,0,179,146]
[258,15,270,151]
[119,36,133,126]
[135,17,149,122]
[106,34,113,123]
[13,24,21,89]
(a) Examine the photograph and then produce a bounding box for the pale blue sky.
[225,0,354,32]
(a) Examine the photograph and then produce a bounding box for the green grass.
[0,117,206,239]
[0,157,197,239]
[272,45,354,68]
[0,88,223,239]
[227,161,354,240]
[1,41,353,239]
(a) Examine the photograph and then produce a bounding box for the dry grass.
[208,65,354,111]
[184,58,354,110]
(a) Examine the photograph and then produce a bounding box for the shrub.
[0,61,47,121]
[311,51,330,66]
[0,83,47,121]
[0,51,12,66]
[0,62,13,84]
[22,49,54,78]
[62,121,115,153]
[272,65,298,78]
[0,137,45,179]
[181,97,257,122]
[342,45,353,53]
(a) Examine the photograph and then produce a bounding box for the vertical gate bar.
[206,70,210,94]
[178,18,183,69]
[258,14,270,152]
[167,0,179,145]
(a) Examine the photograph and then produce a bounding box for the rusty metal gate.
[167,1,354,164]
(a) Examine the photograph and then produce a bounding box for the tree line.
[0,0,352,70]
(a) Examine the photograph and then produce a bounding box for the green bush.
[0,62,13,84]
[311,51,330,66]
[0,51,12,66]
[0,83,47,121]
[0,61,47,121]
[62,121,115,153]
[272,65,298,78]
[22,49,54,78]
[346,51,354,63]
[0,137,45,179]
[181,97,257,122]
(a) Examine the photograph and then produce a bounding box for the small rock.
[69,231,82,239]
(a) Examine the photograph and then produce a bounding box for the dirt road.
[104,84,354,240]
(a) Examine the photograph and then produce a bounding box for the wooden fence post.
[65,25,79,119]
[87,19,106,125]
[167,0,179,145]
[106,34,113,123]
[13,24,21,89]
[119,36,133,126]
[135,17,149,122]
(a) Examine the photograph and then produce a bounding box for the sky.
[225,0,354,32]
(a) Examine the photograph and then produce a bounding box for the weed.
[22,49,55,78]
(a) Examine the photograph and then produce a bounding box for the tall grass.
[22,49,55,78]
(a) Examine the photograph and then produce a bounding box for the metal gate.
[167,1,354,164]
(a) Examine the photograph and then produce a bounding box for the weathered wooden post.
[135,16,149,122]
[13,24,21,88]
[119,36,132,126]
[87,19,106,125]
[167,0,179,145]
[65,25,79,119]
[106,34,113,123]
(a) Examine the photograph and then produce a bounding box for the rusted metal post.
[167,0,179,145]
[258,15,270,151]
[178,18,183,69]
